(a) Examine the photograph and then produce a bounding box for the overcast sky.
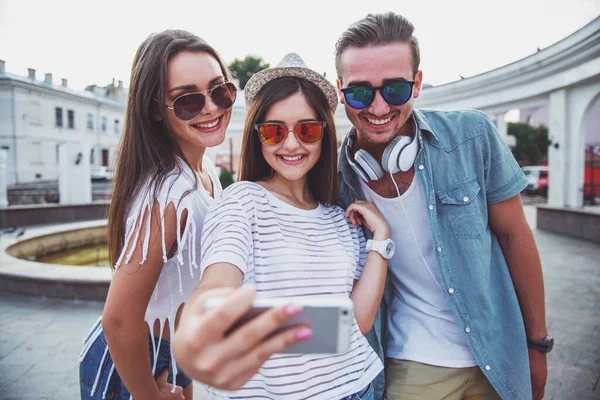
[0,0,598,91]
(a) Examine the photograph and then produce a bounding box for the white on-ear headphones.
[345,117,419,182]
[346,116,444,292]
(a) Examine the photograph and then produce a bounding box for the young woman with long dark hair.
[182,53,391,400]
[79,31,309,400]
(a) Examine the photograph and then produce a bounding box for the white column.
[495,113,508,142]
[566,94,585,209]
[547,89,568,207]
[58,144,70,204]
[58,143,92,205]
[0,149,8,207]
[494,112,517,148]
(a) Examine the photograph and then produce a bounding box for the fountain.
[7,225,108,267]
[0,220,111,300]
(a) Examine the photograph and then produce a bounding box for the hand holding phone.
[205,296,354,354]
[173,286,312,391]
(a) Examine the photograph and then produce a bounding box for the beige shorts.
[383,358,501,400]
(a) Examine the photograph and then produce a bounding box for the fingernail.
[296,328,312,341]
[284,303,303,316]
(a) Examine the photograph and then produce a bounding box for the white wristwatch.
[366,238,395,260]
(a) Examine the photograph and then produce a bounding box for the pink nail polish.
[296,328,312,341]
[284,303,303,316]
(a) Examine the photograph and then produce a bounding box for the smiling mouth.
[365,115,394,126]
[192,116,221,131]
[278,154,306,164]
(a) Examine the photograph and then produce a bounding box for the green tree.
[219,167,235,189]
[228,56,270,89]
[508,122,550,166]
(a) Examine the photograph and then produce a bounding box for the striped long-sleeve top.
[200,181,383,400]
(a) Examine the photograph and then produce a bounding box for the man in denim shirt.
[335,12,550,400]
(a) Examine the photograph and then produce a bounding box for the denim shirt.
[338,109,532,400]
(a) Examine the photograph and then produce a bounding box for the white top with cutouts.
[80,155,221,398]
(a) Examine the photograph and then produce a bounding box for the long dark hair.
[108,30,231,267]
[238,77,338,206]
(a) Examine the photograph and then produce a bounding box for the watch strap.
[527,336,554,353]
[366,239,381,253]
[366,238,394,259]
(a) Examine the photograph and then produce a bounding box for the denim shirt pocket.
[436,177,484,239]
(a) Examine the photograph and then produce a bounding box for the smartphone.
[204,296,354,354]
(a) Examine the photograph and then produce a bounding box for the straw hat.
[244,53,338,111]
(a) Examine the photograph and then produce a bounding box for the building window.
[90,148,95,164]
[87,113,94,130]
[68,110,75,129]
[56,144,60,164]
[28,102,42,124]
[55,107,63,127]
[114,119,120,134]
[30,141,43,164]
[102,149,109,166]
[101,117,107,132]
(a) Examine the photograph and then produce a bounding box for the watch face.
[385,242,394,257]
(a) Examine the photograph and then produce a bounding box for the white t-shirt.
[200,181,383,400]
[360,177,477,368]
[79,156,222,396]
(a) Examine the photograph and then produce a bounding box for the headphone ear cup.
[382,136,411,173]
[348,160,370,182]
[346,143,369,182]
[355,149,384,181]
[398,136,419,172]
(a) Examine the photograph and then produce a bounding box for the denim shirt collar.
[338,129,366,204]
[413,109,439,142]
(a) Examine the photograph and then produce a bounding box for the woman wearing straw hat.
[175,53,390,400]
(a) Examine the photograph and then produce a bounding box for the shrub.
[219,168,234,189]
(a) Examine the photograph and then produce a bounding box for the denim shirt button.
[465,327,471,333]
[437,246,442,253]
[418,164,424,170]
[428,205,434,210]
[485,365,491,371]
[448,287,455,294]
[463,196,470,203]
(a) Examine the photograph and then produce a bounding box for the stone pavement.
[0,205,599,399]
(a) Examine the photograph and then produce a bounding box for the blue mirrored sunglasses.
[341,80,415,109]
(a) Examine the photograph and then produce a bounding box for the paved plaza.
[0,205,599,399]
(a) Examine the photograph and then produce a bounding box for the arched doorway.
[582,93,600,204]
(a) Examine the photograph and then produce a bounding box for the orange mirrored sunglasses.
[255,121,326,145]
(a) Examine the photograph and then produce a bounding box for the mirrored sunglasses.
[255,121,326,145]
[341,80,415,109]
[166,82,237,120]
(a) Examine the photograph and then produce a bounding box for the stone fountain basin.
[0,220,111,300]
